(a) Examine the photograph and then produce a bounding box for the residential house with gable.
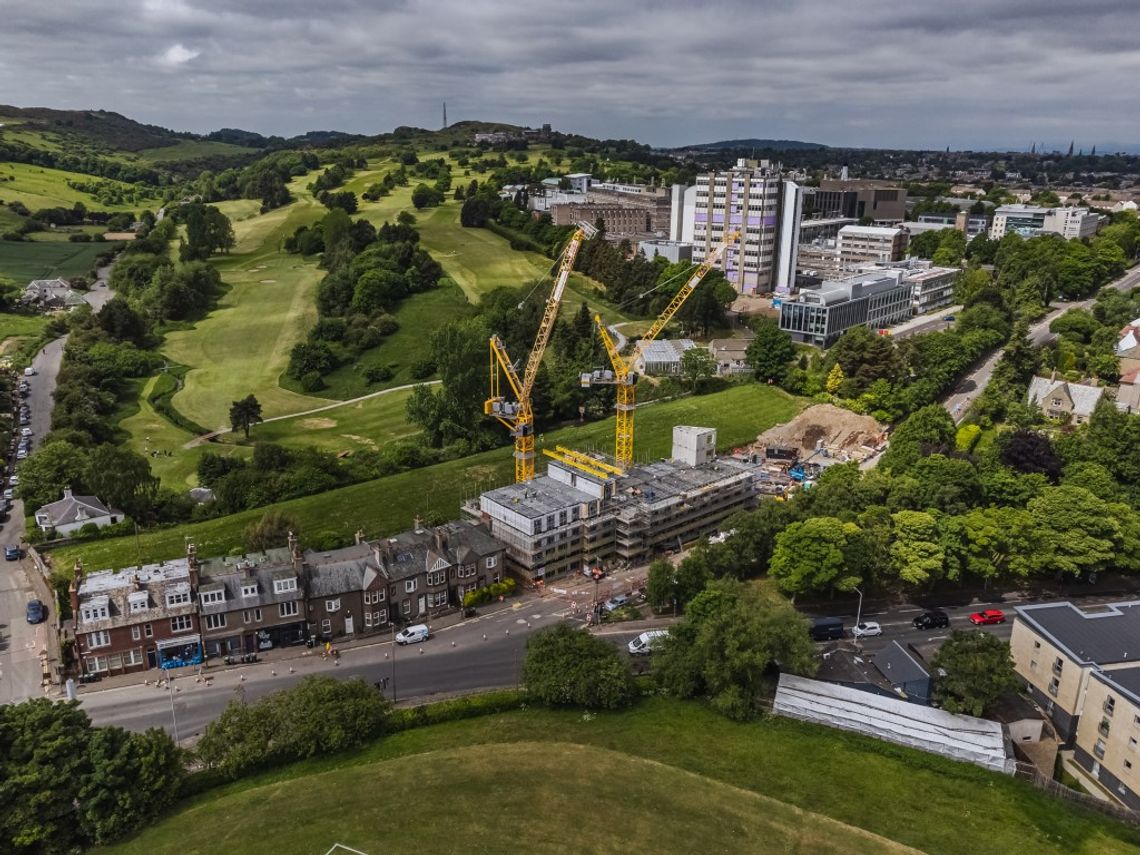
[194,538,308,656]
[71,554,203,676]
[1027,375,1105,424]
[34,489,123,536]
[305,541,385,640]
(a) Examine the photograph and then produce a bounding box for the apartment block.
[804,180,908,223]
[471,427,766,579]
[837,225,909,271]
[1012,601,1140,808]
[990,205,1101,240]
[689,159,802,294]
[778,272,912,347]
[71,557,203,677]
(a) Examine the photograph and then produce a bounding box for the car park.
[852,621,883,638]
[604,594,631,612]
[913,609,950,630]
[969,609,1006,626]
[395,624,431,645]
[26,599,45,624]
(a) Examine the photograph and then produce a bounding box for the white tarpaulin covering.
[774,673,1014,775]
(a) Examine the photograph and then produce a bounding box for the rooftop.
[838,225,904,238]
[79,557,190,595]
[1092,666,1140,708]
[1027,376,1105,418]
[1015,601,1140,666]
[481,477,595,519]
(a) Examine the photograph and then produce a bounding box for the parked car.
[628,630,670,655]
[26,599,44,624]
[604,594,631,612]
[9,475,19,486]
[23,367,35,377]
[16,450,27,460]
[2,489,12,501]
[5,545,21,561]
[20,427,32,438]
[913,609,951,630]
[969,609,1006,626]
[809,616,845,641]
[395,624,431,645]
[852,621,883,638]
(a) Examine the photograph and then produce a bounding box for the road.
[942,265,1140,422]
[0,270,117,705]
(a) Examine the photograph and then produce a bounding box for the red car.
[969,609,1006,626]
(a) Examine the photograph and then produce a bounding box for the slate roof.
[1092,665,1140,707]
[35,490,120,527]
[1015,601,1140,666]
[874,641,932,697]
[1027,376,1105,418]
[196,547,303,615]
[373,520,502,582]
[76,558,196,631]
[305,542,380,597]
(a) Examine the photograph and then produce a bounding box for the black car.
[26,599,45,624]
[913,609,950,630]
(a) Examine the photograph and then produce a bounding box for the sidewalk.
[63,593,532,698]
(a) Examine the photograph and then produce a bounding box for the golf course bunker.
[300,417,337,429]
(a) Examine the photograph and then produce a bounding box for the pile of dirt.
[755,404,886,455]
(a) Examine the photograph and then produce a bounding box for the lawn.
[0,162,154,211]
[163,183,333,429]
[0,239,109,282]
[99,698,1140,855]
[0,311,49,355]
[136,140,259,162]
[52,383,803,570]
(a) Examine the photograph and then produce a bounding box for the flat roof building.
[990,205,1100,240]
[778,272,912,347]
[837,225,909,271]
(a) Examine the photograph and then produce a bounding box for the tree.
[769,517,863,595]
[680,346,716,390]
[646,558,678,612]
[931,631,1020,716]
[1027,485,1132,578]
[825,362,845,395]
[954,506,1038,581]
[999,429,1062,481]
[16,440,90,511]
[655,580,815,721]
[229,394,264,439]
[98,295,148,344]
[889,510,946,585]
[878,405,956,475]
[745,317,795,382]
[411,183,443,209]
[83,446,158,521]
[243,510,299,552]
[523,624,636,710]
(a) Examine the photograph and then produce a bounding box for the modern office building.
[1012,601,1140,809]
[870,259,958,315]
[837,225,909,270]
[638,239,693,264]
[804,179,908,223]
[990,205,1100,240]
[688,159,803,294]
[778,272,912,347]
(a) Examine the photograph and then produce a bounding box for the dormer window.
[166,590,191,608]
[241,584,258,598]
[128,591,148,614]
[199,589,225,606]
[273,577,298,594]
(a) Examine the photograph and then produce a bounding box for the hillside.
[681,137,829,151]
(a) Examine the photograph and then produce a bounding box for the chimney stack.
[288,530,304,575]
[355,528,365,546]
[414,516,424,533]
[186,541,199,588]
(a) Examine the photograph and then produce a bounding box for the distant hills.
[0,105,192,152]
[679,138,828,152]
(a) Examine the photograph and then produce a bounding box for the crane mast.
[583,230,740,468]
[484,224,592,482]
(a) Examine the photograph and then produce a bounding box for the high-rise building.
[689,159,802,294]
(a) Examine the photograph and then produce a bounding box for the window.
[131,625,141,641]
[321,619,331,634]
[427,571,446,586]
[1052,658,1064,676]
[170,615,193,633]
[244,610,252,624]
[199,590,225,606]
[486,555,497,569]
[1126,760,1134,771]
[402,599,412,615]
[241,584,258,598]
[458,564,476,579]
[364,589,386,604]
[376,608,387,625]
[128,593,148,614]
[279,601,299,618]
[1105,696,1117,717]
[1048,678,1059,697]
[1129,737,1137,750]
[429,591,448,608]
[1030,660,1038,673]
[1033,640,1041,649]
[205,613,227,630]
[88,630,110,649]
[273,578,298,595]
[166,590,191,608]
[405,579,417,594]
[325,598,341,613]
[1094,738,1107,760]
[144,623,153,638]
[81,604,109,622]
[253,608,262,622]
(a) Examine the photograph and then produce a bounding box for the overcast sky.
[3,0,1138,150]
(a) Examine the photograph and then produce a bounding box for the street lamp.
[853,586,865,632]
[166,673,180,744]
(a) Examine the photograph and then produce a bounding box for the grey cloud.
[0,0,1136,149]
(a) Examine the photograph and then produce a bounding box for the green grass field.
[53,384,802,570]
[0,312,49,353]
[0,162,155,211]
[0,239,108,282]
[98,698,1140,855]
[136,139,258,162]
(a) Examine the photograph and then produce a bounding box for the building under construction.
[467,426,776,580]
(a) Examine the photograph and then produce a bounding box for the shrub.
[300,370,326,393]
[409,359,436,379]
[523,624,636,710]
[364,364,393,384]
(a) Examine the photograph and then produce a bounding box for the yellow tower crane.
[484,224,593,482]
[582,230,741,468]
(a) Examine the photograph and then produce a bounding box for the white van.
[23,367,35,377]
[628,629,669,655]
[395,624,430,645]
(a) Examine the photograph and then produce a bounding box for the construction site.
[750,404,888,483]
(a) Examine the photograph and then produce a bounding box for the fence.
[1014,761,1140,827]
